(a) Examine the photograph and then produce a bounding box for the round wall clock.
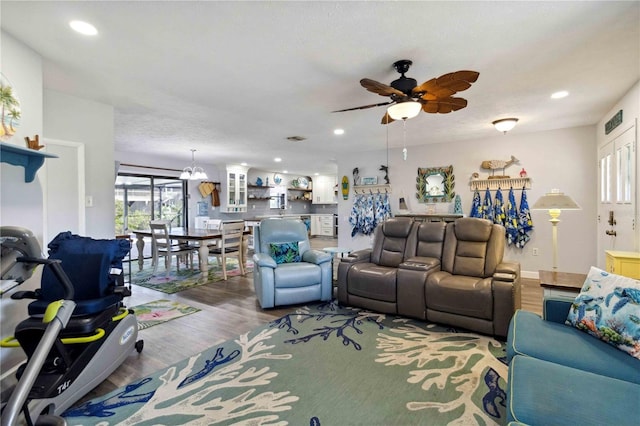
[273,173,283,185]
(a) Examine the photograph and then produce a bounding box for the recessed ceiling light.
[334,128,345,135]
[314,173,319,176]
[551,90,569,99]
[274,157,282,162]
[240,162,247,166]
[283,170,288,174]
[69,20,98,36]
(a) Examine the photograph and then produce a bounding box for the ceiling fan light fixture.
[492,118,519,134]
[387,101,422,121]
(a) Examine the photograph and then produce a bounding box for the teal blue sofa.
[506,298,640,425]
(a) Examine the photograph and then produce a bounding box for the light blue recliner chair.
[252,219,332,308]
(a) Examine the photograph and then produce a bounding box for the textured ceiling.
[2,1,639,176]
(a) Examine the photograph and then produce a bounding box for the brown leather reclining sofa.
[337,217,521,338]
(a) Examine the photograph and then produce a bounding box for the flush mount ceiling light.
[492,118,519,134]
[180,149,208,180]
[333,128,345,135]
[274,157,282,162]
[387,101,422,121]
[69,20,98,36]
[551,90,569,99]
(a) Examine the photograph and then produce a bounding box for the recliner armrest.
[493,262,520,282]
[543,296,574,324]
[341,249,372,264]
[253,253,277,269]
[399,256,440,272]
[302,249,332,265]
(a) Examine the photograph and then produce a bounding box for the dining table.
[132,227,251,273]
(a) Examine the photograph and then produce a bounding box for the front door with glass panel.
[597,124,637,268]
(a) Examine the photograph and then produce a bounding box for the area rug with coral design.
[132,258,253,294]
[62,301,508,425]
[131,299,201,330]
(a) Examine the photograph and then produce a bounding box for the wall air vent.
[286,136,306,142]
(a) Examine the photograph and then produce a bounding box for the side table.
[322,247,352,282]
[539,270,586,299]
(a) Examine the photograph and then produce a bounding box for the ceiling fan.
[333,60,479,124]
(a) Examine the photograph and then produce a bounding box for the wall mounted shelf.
[353,184,392,194]
[1,142,58,182]
[469,177,531,191]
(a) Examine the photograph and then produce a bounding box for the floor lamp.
[532,189,580,271]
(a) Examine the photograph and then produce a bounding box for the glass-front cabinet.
[224,165,248,212]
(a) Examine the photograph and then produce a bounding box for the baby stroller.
[0,227,143,426]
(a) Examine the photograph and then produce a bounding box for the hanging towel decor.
[482,187,494,222]
[516,189,534,248]
[349,193,392,236]
[470,189,482,218]
[493,188,506,226]
[505,188,519,245]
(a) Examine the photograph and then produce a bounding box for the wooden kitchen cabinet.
[605,250,640,279]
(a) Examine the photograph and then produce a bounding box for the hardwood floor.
[15,236,546,405]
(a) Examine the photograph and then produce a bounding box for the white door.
[597,124,637,268]
[42,139,86,244]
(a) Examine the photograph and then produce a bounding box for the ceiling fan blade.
[380,112,395,125]
[422,97,468,114]
[360,78,406,97]
[413,70,479,98]
[332,100,393,113]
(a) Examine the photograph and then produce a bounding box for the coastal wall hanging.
[341,176,349,200]
[416,165,455,203]
[0,73,21,141]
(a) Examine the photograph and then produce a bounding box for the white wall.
[0,31,45,370]
[44,90,115,238]
[0,32,45,240]
[337,125,598,276]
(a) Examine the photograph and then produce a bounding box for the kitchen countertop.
[245,214,335,221]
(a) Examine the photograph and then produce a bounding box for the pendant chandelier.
[180,149,208,180]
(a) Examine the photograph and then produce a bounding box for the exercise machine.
[0,227,143,426]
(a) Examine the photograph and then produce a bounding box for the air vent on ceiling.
[286,136,306,142]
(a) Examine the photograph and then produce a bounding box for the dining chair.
[209,220,245,280]
[206,219,222,230]
[149,221,197,275]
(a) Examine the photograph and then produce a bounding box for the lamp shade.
[492,118,518,133]
[532,190,580,210]
[387,101,422,120]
